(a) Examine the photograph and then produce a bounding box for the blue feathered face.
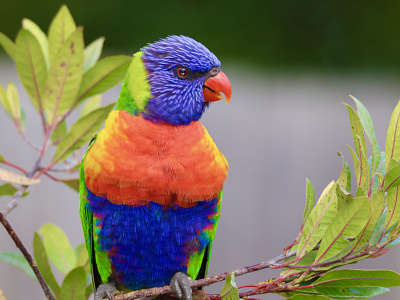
[142,35,229,125]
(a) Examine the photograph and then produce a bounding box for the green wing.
[187,190,223,281]
[79,135,111,293]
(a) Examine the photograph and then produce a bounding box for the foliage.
[0,5,129,299]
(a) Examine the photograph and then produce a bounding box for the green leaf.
[337,152,349,191]
[59,178,80,193]
[384,160,400,191]
[15,29,47,113]
[51,120,68,142]
[0,83,11,115]
[0,251,36,279]
[369,212,386,246]
[84,37,105,72]
[313,269,400,287]
[344,103,367,159]
[0,31,16,60]
[316,196,370,262]
[52,102,115,163]
[285,294,335,299]
[297,181,338,258]
[220,272,239,300]
[85,283,93,298]
[39,223,77,275]
[43,27,84,122]
[297,286,390,299]
[352,96,381,174]
[78,55,131,102]
[385,100,400,171]
[353,190,384,252]
[0,183,19,197]
[302,178,315,224]
[48,5,76,64]
[0,154,5,163]
[33,232,61,298]
[80,95,101,117]
[5,82,25,133]
[22,18,50,69]
[385,186,400,230]
[60,267,86,300]
[371,152,386,196]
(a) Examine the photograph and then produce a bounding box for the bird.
[79,35,231,300]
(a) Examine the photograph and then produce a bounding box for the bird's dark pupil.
[179,68,188,77]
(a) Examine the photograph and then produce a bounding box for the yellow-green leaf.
[220,272,239,300]
[53,102,115,163]
[39,224,77,275]
[84,37,105,72]
[78,55,131,102]
[43,27,84,122]
[33,232,61,298]
[22,18,50,69]
[80,95,101,117]
[297,181,338,258]
[0,251,36,279]
[302,178,315,225]
[0,183,29,197]
[59,178,80,193]
[385,100,400,171]
[0,83,11,115]
[51,120,68,142]
[15,30,47,113]
[385,186,400,230]
[48,5,76,64]
[316,196,370,262]
[0,31,16,60]
[0,168,40,185]
[60,267,86,300]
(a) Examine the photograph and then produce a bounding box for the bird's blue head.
[116,35,231,125]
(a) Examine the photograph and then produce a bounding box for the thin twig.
[0,212,55,300]
[0,185,27,216]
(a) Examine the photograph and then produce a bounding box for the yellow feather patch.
[127,51,151,112]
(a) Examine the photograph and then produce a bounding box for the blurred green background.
[1,1,400,71]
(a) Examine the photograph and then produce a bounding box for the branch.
[0,212,55,300]
[113,250,297,300]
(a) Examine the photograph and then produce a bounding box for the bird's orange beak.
[203,71,232,103]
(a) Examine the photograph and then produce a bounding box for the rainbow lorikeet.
[79,35,231,300]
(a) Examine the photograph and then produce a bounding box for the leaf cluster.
[0,224,91,300]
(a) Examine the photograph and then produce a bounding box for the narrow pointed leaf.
[48,5,76,64]
[6,82,22,122]
[39,224,77,275]
[385,100,400,171]
[0,83,11,115]
[385,186,400,229]
[33,232,61,298]
[60,267,86,300]
[43,27,84,122]
[344,103,367,160]
[337,152,348,190]
[297,181,338,258]
[220,272,239,300]
[371,152,386,196]
[286,295,330,300]
[0,251,36,279]
[80,95,101,117]
[78,55,131,102]
[313,269,400,287]
[0,32,16,60]
[0,183,29,197]
[60,178,80,193]
[297,286,390,299]
[0,168,40,185]
[22,18,50,69]
[316,196,370,262]
[0,154,5,163]
[302,178,315,224]
[352,96,380,173]
[84,37,105,72]
[53,102,115,163]
[15,29,47,113]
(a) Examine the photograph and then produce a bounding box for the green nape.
[116,51,151,115]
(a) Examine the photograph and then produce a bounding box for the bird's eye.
[177,67,189,78]
[210,67,219,76]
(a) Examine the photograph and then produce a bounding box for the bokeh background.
[1,1,400,299]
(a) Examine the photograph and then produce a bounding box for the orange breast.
[84,110,228,208]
